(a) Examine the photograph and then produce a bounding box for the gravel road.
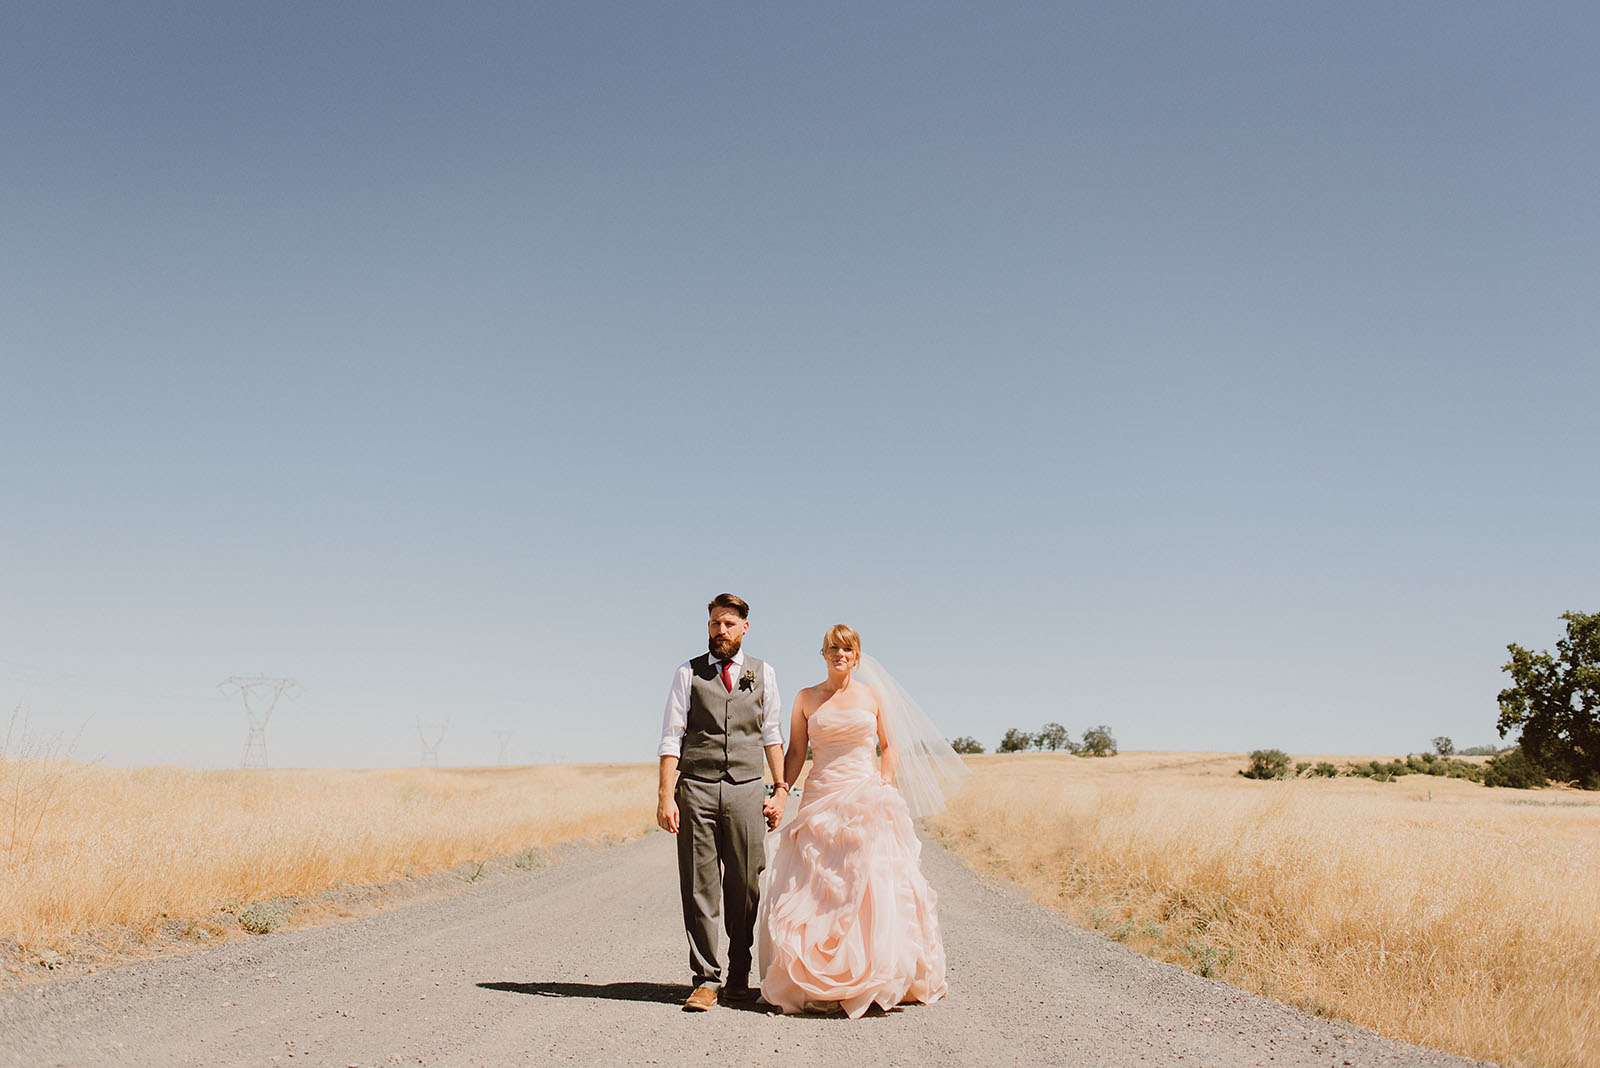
[0,832,1495,1068]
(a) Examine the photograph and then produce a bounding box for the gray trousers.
[675,775,766,988]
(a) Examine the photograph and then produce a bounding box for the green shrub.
[238,900,291,935]
[1339,754,1484,783]
[1185,940,1234,978]
[1240,749,1292,780]
[1347,758,1410,782]
[1311,762,1339,778]
[1405,753,1450,776]
[1483,747,1548,789]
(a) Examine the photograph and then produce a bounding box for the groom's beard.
[708,634,742,660]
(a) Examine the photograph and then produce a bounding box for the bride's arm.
[782,692,811,790]
[873,688,898,785]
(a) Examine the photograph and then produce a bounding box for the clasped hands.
[762,783,788,830]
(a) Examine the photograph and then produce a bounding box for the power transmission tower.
[418,720,447,768]
[494,730,513,765]
[219,676,300,769]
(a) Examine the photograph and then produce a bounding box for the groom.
[656,593,787,1011]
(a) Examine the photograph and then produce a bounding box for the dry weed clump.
[0,761,656,957]
[928,752,1600,1068]
[1,705,84,865]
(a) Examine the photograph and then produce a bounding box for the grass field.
[0,758,656,967]
[928,752,1600,1068]
[6,748,1597,1067]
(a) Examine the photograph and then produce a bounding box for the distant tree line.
[1237,746,1535,786]
[945,724,1118,756]
[977,722,1117,757]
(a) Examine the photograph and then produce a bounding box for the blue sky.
[3,2,1596,768]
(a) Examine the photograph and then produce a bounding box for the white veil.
[854,652,970,821]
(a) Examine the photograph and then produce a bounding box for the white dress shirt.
[657,651,784,758]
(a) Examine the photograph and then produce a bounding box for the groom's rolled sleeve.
[760,663,784,749]
[657,663,692,758]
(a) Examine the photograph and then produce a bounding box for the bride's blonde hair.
[820,623,861,656]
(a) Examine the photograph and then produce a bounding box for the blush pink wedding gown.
[757,704,948,1016]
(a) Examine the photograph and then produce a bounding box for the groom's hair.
[708,593,749,619]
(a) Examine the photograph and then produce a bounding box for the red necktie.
[719,660,733,692]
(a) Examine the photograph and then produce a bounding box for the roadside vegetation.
[0,757,655,974]
[928,751,1600,1068]
[1238,741,1536,787]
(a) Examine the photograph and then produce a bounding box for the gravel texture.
[0,833,1498,1068]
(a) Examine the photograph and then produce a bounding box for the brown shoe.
[721,982,754,1004]
[684,985,718,1012]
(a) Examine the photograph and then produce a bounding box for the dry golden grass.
[0,758,656,956]
[928,752,1600,1068]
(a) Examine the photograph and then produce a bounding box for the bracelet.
[766,782,788,797]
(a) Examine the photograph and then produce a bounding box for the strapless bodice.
[807,706,877,758]
[804,705,878,789]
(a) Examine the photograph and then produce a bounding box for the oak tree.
[1497,611,1600,789]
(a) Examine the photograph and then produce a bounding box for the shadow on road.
[476,980,779,1014]
[477,980,685,1005]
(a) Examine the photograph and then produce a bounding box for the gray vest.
[677,654,766,784]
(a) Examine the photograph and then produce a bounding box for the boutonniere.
[738,669,757,691]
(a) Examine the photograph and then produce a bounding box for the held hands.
[762,786,788,830]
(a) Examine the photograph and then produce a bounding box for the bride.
[757,624,969,1016]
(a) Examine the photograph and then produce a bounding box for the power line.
[0,657,219,704]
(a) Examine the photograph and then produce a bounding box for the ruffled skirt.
[757,773,947,1016]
